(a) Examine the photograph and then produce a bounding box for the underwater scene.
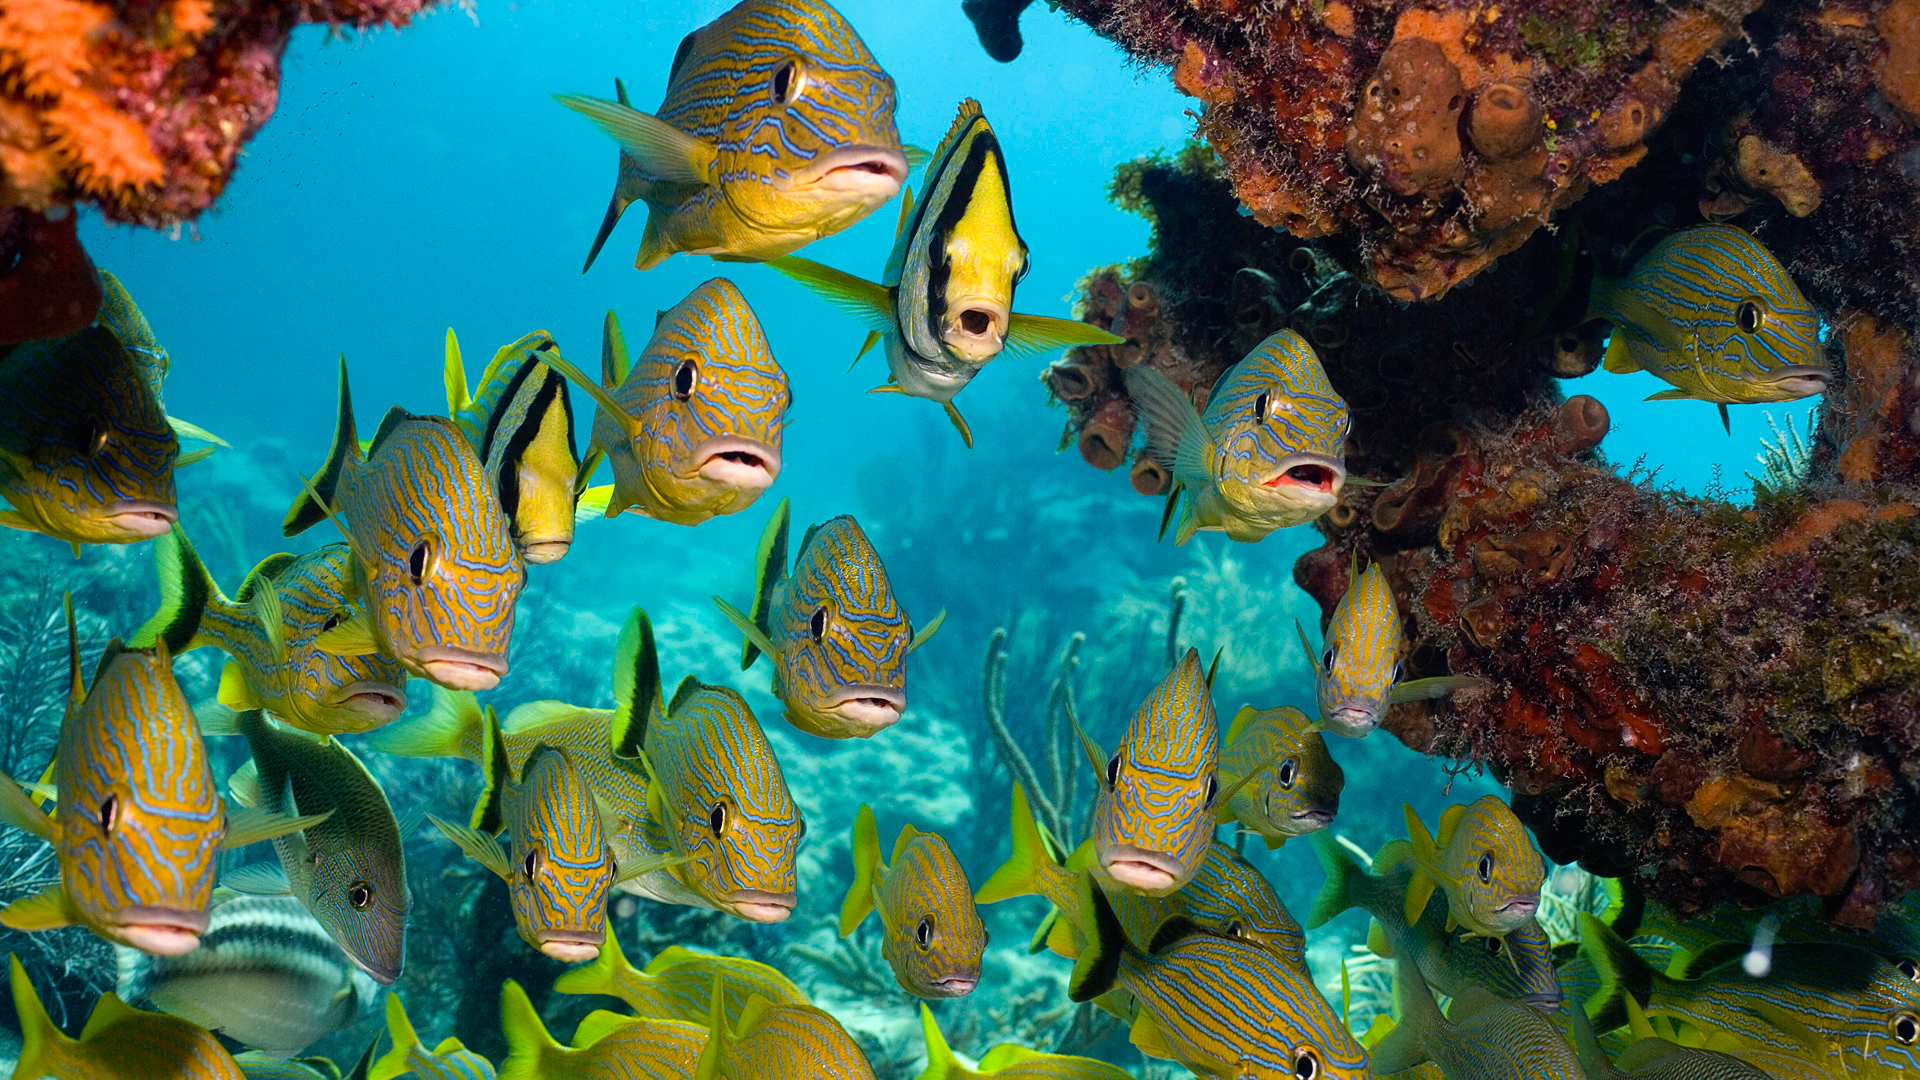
[3,0,1920,1076]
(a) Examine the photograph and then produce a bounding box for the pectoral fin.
[224,804,332,849]
[1001,312,1124,360]
[0,885,76,931]
[765,257,894,331]
[224,862,293,895]
[614,850,688,886]
[167,416,229,447]
[314,609,380,657]
[554,95,715,185]
[429,814,510,879]
[712,597,780,669]
[943,401,973,448]
[576,484,616,522]
[1389,675,1490,704]
[907,609,946,654]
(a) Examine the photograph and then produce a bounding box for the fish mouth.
[1259,454,1346,498]
[1289,807,1336,830]
[1101,845,1188,894]
[1768,367,1830,398]
[725,889,797,924]
[784,145,908,197]
[518,538,571,565]
[924,973,979,997]
[535,929,605,963]
[415,646,508,692]
[824,685,906,730]
[346,950,400,986]
[324,680,407,721]
[692,436,781,492]
[1494,897,1540,920]
[105,499,179,539]
[1326,705,1381,737]
[940,297,1011,364]
[112,906,209,956]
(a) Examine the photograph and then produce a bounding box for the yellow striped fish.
[553,930,810,1026]
[1218,704,1343,847]
[768,99,1120,446]
[500,978,704,1080]
[284,360,523,692]
[916,1003,1132,1080]
[1077,648,1221,896]
[445,328,580,565]
[133,525,408,737]
[553,290,790,527]
[1590,224,1826,430]
[714,498,941,739]
[1125,329,1349,545]
[613,607,803,923]
[557,0,907,272]
[9,953,245,1079]
[1079,839,1306,968]
[1570,991,1773,1079]
[370,995,496,1080]
[1068,878,1370,1079]
[1303,563,1485,737]
[694,989,875,1080]
[1395,797,1546,939]
[840,804,985,998]
[93,270,227,455]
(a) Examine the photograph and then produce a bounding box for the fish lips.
[1288,806,1336,832]
[1258,453,1347,502]
[112,905,210,956]
[1768,367,1830,398]
[1488,896,1540,930]
[693,436,781,493]
[782,145,908,198]
[939,297,1011,365]
[414,646,508,692]
[517,537,571,565]
[1100,845,1190,895]
[347,948,402,986]
[921,972,980,998]
[823,684,906,731]
[105,499,179,539]
[1324,704,1381,738]
[323,680,407,723]
[725,889,797,924]
[534,928,605,963]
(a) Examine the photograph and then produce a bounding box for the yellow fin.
[223,804,331,848]
[765,256,893,330]
[1002,312,1124,359]
[444,329,471,415]
[0,885,75,931]
[1129,1008,1176,1061]
[553,95,715,185]
[944,401,973,448]
[575,484,615,523]
[314,609,379,657]
[839,804,883,937]
[216,662,262,710]
[908,608,945,654]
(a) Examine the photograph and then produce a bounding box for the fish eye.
[1736,300,1765,334]
[523,846,543,881]
[770,59,804,106]
[1223,919,1244,938]
[1203,774,1219,808]
[83,420,110,457]
[808,605,828,641]
[1391,659,1405,684]
[321,611,343,633]
[1105,753,1121,789]
[407,538,435,585]
[1253,391,1270,425]
[1321,644,1337,672]
[98,794,118,834]
[1278,759,1299,789]
[1900,958,1920,984]
[708,802,728,837]
[1293,1047,1321,1079]
[1483,936,1503,955]
[348,881,372,910]
[1477,852,1494,882]
[671,358,699,401]
[914,915,934,949]
[1896,1013,1919,1046]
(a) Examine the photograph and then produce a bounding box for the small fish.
[116,894,380,1058]
[556,0,907,272]
[1218,704,1343,846]
[444,328,581,565]
[840,804,986,998]
[285,361,522,691]
[1125,329,1349,545]
[500,978,704,1080]
[613,607,804,923]
[553,930,810,1025]
[1569,991,1773,1080]
[1589,224,1826,431]
[695,988,876,1080]
[370,994,497,1080]
[1067,878,1370,1079]
[133,525,408,737]
[1396,797,1545,939]
[768,99,1120,446]
[714,498,941,738]
[224,709,410,984]
[1302,563,1486,738]
[917,1002,1133,1079]
[553,290,790,527]
[10,953,246,1078]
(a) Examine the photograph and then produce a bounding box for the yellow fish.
[369,994,494,1080]
[694,988,875,1079]
[1394,797,1545,938]
[10,953,246,1078]
[840,804,986,998]
[553,929,810,1026]
[444,328,582,565]
[500,977,705,1080]
[1217,704,1343,848]
[1303,562,1484,738]
[916,1002,1132,1079]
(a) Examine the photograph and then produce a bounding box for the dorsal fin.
[608,606,661,760]
[366,407,414,458]
[1148,916,1205,953]
[668,675,704,714]
[472,705,509,834]
[743,500,791,669]
[283,358,360,537]
[235,553,297,603]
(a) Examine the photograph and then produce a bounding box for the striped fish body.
[376,993,497,1080]
[552,932,810,1026]
[918,1003,1132,1080]
[1315,564,1401,737]
[587,283,790,526]
[561,1019,706,1079]
[1604,1039,1776,1079]
[1097,843,1305,967]
[841,807,985,998]
[700,1000,876,1080]
[234,1054,338,1080]
[1219,705,1342,846]
[1398,797,1546,938]
[561,0,906,271]
[447,330,580,565]
[1591,225,1826,406]
[1375,979,1584,1080]
[1091,649,1219,897]
[0,326,179,546]
[116,894,378,1058]
[502,747,616,961]
[238,710,409,984]
[95,270,169,397]
[33,998,245,1079]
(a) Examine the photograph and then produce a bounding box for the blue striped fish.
[1091,841,1305,968]
[1591,225,1826,430]
[695,990,875,1079]
[10,953,245,1079]
[840,804,986,998]
[1218,704,1343,847]
[769,99,1120,445]
[613,607,803,923]
[236,1054,351,1080]
[92,270,228,455]
[1303,563,1484,737]
[134,525,408,737]
[1068,878,1370,1079]
[917,1002,1133,1080]
[372,994,497,1080]
[1394,797,1546,938]
[445,328,581,565]
[1125,328,1349,545]
[715,499,940,738]
[284,359,523,692]
[502,978,704,1080]
[554,931,810,1025]
[556,0,907,272]
[555,288,790,527]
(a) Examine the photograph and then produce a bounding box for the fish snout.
[726,889,797,924]
[324,680,407,723]
[115,906,210,956]
[106,499,179,539]
[415,646,508,692]
[1325,704,1381,738]
[940,297,1012,364]
[925,973,980,997]
[1289,806,1336,832]
[348,950,401,986]
[1100,844,1189,895]
[535,929,605,963]
[693,436,781,492]
[825,684,905,732]
[518,538,571,565]
[1261,454,1347,499]
[788,145,908,198]
[1772,367,1830,398]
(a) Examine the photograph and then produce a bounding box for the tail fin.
[10,955,70,1080]
[917,1003,966,1080]
[364,684,485,761]
[974,783,1060,905]
[1066,875,1124,1003]
[471,705,510,834]
[498,978,566,1080]
[552,922,630,1000]
[741,499,791,669]
[368,995,421,1080]
[608,606,661,760]
[1367,923,1440,1076]
[129,524,219,654]
[838,804,883,936]
[1401,803,1442,928]
[1578,911,1654,1035]
[1307,831,1360,929]
[284,358,360,537]
[693,979,732,1080]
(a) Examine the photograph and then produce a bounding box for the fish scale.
[701,1000,877,1080]
[12,954,245,1080]
[1088,648,1218,896]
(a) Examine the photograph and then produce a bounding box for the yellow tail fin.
[839,804,883,936]
[1401,803,1441,927]
[974,783,1054,905]
[10,955,71,1080]
[552,923,628,1000]
[369,995,421,1080]
[498,979,566,1080]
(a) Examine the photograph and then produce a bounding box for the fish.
[1217,704,1343,847]
[612,606,804,923]
[116,893,380,1058]
[840,803,986,998]
[444,328,581,565]
[1124,328,1349,545]
[694,988,876,1080]
[555,0,908,272]
[553,290,790,527]
[10,953,246,1078]
[283,359,523,692]
[92,270,228,453]
[766,99,1121,446]
[553,929,810,1025]
[237,1052,358,1080]
[1589,224,1827,431]
[713,498,941,738]
[1569,992,1774,1080]
[916,1002,1133,1079]
[1395,797,1546,939]
[132,525,408,737]
[1067,877,1371,1079]
[223,708,411,984]
[500,977,705,1080]
[370,994,497,1080]
[1302,563,1486,738]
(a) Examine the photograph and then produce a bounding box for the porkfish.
[556,287,790,527]
[715,498,942,739]
[10,954,245,1079]
[500,978,705,1080]
[1392,797,1547,939]
[553,929,810,1027]
[916,1003,1132,1080]
[1218,704,1343,847]
[694,988,876,1080]
[134,525,408,737]
[839,804,985,998]
[1303,562,1486,738]
[370,994,497,1080]
[284,360,523,692]
[767,99,1120,446]
[1125,329,1349,545]
[558,0,907,272]
[445,328,582,565]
